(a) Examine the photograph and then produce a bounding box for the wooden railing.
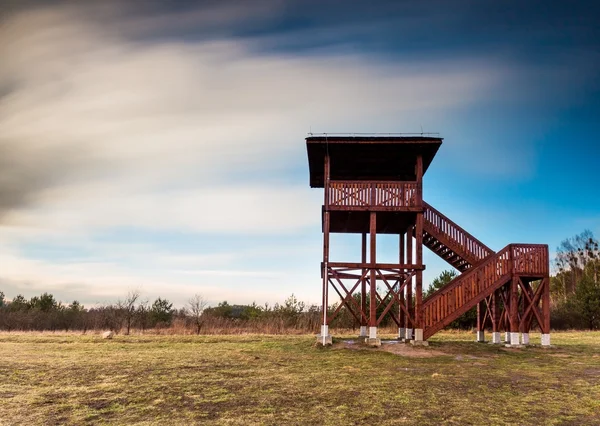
[422,244,548,339]
[423,201,493,264]
[327,181,420,208]
[512,244,549,275]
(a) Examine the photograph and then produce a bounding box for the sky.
[1,0,599,308]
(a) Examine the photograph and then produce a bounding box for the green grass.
[0,331,599,425]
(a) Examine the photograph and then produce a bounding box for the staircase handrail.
[422,244,511,307]
[423,201,494,264]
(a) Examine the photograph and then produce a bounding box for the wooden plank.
[327,262,425,270]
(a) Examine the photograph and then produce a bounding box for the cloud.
[1,2,571,305]
[0,3,511,220]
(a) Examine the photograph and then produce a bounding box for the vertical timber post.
[414,213,424,343]
[360,233,367,338]
[318,152,332,345]
[491,290,501,344]
[398,232,406,339]
[476,301,485,342]
[368,212,380,345]
[413,154,425,343]
[509,247,520,345]
[541,276,551,346]
[405,226,413,340]
[520,279,530,345]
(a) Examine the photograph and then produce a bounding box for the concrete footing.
[476,331,485,342]
[414,328,424,341]
[366,338,382,347]
[504,332,522,347]
[405,328,413,341]
[398,327,405,340]
[316,325,332,346]
[510,332,520,345]
[521,333,530,345]
[541,333,551,347]
[359,326,367,337]
[409,329,428,346]
[504,332,510,343]
[491,332,501,344]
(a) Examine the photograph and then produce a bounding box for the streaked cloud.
[1,1,597,306]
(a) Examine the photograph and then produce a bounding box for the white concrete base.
[476,331,485,342]
[491,332,501,344]
[317,325,332,345]
[398,327,405,340]
[405,328,413,340]
[359,326,367,337]
[541,333,551,347]
[369,326,377,339]
[504,332,510,343]
[521,333,530,345]
[510,332,520,346]
[414,328,424,342]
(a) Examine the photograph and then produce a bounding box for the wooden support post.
[318,153,332,345]
[415,212,424,341]
[509,275,519,345]
[399,232,405,337]
[406,226,413,339]
[491,289,501,344]
[476,301,485,342]
[542,276,551,346]
[360,233,367,337]
[369,212,378,341]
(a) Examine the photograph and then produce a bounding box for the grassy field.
[0,331,599,425]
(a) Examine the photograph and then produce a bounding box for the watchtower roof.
[306,134,443,188]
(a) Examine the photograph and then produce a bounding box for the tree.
[425,270,458,298]
[64,301,84,331]
[0,291,4,308]
[136,300,151,333]
[555,230,599,297]
[151,297,174,325]
[425,269,476,329]
[573,276,600,329]
[30,292,57,312]
[120,290,140,335]
[187,294,207,335]
[9,295,29,311]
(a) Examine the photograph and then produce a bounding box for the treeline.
[551,230,600,329]
[1,230,598,333]
[0,291,328,334]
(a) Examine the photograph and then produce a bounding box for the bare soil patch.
[333,339,447,357]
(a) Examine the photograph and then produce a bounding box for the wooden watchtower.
[306,134,551,346]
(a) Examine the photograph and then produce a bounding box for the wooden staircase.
[423,201,494,271]
[420,201,548,340]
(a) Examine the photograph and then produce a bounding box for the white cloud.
[0,3,523,305]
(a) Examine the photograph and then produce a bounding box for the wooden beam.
[415,212,424,329]
[361,233,367,327]
[326,262,425,270]
[406,225,414,327]
[369,212,377,328]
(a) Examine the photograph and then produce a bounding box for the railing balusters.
[326,181,421,208]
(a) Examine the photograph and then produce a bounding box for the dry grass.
[0,331,599,425]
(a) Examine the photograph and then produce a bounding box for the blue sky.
[1,0,599,307]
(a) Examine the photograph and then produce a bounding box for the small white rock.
[102,331,114,339]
